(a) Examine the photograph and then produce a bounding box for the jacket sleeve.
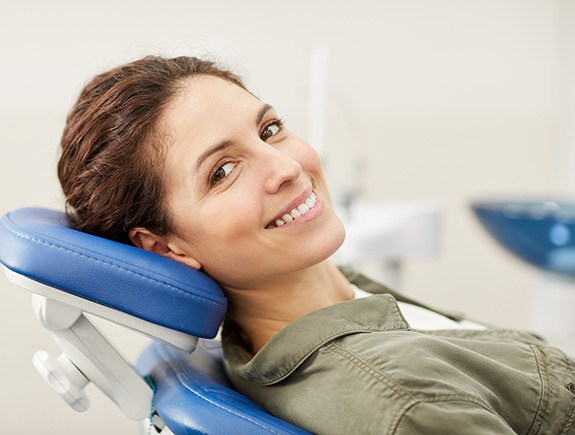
[393,399,517,435]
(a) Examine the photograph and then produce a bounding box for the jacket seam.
[325,342,511,435]
[560,404,575,435]
[325,342,415,402]
[526,344,548,435]
[557,348,575,434]
[388,395,509,435]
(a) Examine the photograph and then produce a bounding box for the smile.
[266,192,318,229]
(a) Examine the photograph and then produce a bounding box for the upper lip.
[266,187,314,227]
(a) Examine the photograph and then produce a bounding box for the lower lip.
[268,192,324,230]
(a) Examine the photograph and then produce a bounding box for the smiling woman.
[58,55,575,434]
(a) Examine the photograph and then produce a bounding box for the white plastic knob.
[33,351,90,412]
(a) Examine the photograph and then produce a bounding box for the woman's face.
[157,76,345,289]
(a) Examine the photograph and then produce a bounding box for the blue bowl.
[472,200,575,277]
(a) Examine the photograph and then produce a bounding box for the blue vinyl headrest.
[0,208,227,338]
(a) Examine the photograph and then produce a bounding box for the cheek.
[190,195,261,247]
[191,204,266,286]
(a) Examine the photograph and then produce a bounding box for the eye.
[210,161,236,185]
[260,119,284,141]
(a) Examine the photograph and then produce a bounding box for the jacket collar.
[339,266,465,322]
[222,294,409,385]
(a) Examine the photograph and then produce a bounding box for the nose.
[260,146,303,194]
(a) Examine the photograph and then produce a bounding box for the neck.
[223,261,353,354]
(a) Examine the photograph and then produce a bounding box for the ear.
[129,227,202,270]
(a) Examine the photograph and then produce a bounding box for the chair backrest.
[0,207,310,434]
[138,339,311,434]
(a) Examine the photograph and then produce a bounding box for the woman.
[58,55,575,434]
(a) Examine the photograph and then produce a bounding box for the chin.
[313,216,346,263]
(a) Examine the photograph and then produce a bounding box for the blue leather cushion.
[0,208,227,338]
[137,340,311,434]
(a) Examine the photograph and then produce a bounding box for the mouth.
[265,191,318,229]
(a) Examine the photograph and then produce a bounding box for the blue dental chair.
[0,207,310,434]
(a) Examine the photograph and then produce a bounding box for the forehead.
[165,75,257,129]
[161,76,259,151]
[159,75,261,184]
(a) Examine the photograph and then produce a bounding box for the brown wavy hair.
[58,55,245,244]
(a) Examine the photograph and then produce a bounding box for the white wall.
[0,1,569,433]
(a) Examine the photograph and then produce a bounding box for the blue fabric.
[0,208,227,338]
[137,340,311,434]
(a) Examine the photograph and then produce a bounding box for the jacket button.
[566,383,575,394]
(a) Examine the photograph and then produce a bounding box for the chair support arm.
[33,295,154,420]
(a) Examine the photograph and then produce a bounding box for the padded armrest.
[0,208,227,338]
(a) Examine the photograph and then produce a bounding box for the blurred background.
[1,0,574,433]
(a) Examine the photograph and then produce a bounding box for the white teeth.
[297,203,310,214]
[269,192,318,228]
[290,209,301,218]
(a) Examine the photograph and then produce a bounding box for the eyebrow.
[194,103,274,172]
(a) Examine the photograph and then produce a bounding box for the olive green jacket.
[222,269,575,434]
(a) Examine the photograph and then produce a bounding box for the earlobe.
[166,242,202,270]
[129,227,202,270]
